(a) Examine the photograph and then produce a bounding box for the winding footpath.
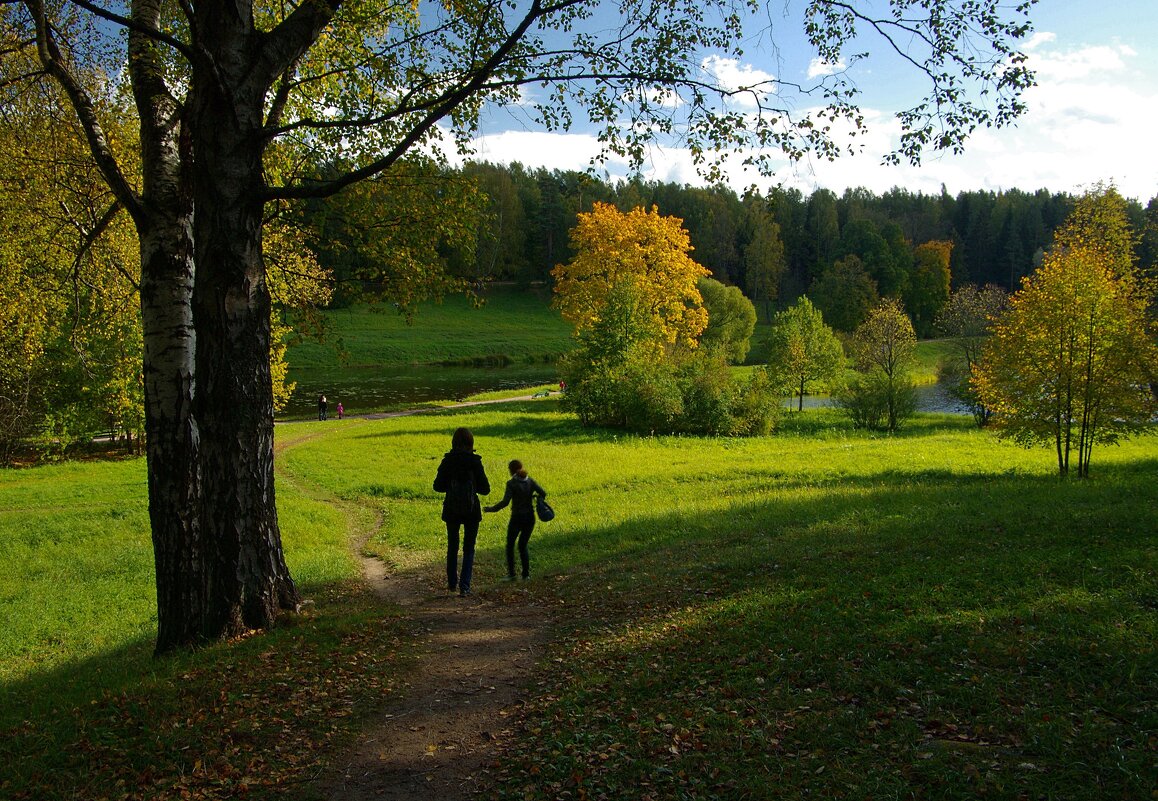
[275,392,557,800]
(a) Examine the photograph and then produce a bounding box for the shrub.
[562,347,779,437]
[835,371,916,431]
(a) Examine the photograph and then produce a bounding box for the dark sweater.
[487,474,546,518]
[433,449,490,522]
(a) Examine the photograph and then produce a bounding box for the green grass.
[0,437,418,800]
[280,404,1157,801]
[287,286,573,369]
[914,338,956,382]
[3,404,1155,800]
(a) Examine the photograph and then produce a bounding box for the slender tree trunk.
[141,220,204,652]
[127,5,207,653]
[187,31,299,640]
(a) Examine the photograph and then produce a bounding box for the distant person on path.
[318,394,328,421]
[485,459,546,581]
[336,401,344,420]
[433,427,491,596]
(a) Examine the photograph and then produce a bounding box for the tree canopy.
[767,296,845,412]
[552,203,710,352]
[842,297,918,431]
[2,0,1042,651]
[974,188,1158,477]
[697,277,757,364]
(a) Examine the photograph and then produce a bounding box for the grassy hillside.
[6,402,1152,799]
[287,286,574,369]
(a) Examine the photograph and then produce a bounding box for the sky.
[464,1,1158,202]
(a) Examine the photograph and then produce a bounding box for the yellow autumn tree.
[906,239,953,337]
[264,218,334,412]
[973,188,1158,478]
[552,203,710,353]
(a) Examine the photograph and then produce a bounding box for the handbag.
[535,496,555,522]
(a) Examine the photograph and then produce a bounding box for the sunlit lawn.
[283,402,1157,800]
[3,400,1155,800]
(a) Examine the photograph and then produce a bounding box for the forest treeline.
[303,160,1158,336]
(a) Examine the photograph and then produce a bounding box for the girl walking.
[433,427,490,596]
[485,459,546,581]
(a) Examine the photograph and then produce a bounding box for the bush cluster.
[834,372,917,431]
[560,347,780,436]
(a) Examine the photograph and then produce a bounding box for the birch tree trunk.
[186,18,299,639]
[127,2,207,653]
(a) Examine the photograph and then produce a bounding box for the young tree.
[935,283,1008,425]
[974,196,1158,477]
[697,277,757,364]
[552,203,710,352]
[843,298,918,431]
[905,240,953,336]
[767,297,845,411]
[3,0,1039,651]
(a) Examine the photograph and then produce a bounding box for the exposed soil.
[318,554,551,800]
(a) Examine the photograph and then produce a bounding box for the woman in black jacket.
[433,427,490,596]
[485,459,546,581]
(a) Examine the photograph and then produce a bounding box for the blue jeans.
[506,514,535,578]
[446,519,479,591]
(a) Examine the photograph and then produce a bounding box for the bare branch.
[25,0,144,223]
[65,0,195,60]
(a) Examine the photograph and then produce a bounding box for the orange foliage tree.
[552,203,710,354]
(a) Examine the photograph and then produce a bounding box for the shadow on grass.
[472,458,1157,801]
[7,409,1153,801]
[344,401,625,447]
[0,579,417,801]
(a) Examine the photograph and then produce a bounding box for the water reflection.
[785,383,971,415]
[280,363,559,419]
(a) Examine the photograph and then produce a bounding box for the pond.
[785,382,972,415]
[282,362,971,420]
[280,363,560,420]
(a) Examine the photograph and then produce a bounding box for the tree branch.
[26,0,144,223]
[64,0,195,60]
[63,198,141,292]
[267,0,560,201]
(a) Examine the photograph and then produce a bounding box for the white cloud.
[466,130,629,173]
[807,57,845,79]
[700,55,777,109]
[464,31,1158,202]
[638,85,685,109]
[754,35,1158,200]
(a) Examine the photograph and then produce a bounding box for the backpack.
[445,474,475,518]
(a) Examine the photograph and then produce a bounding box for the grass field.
[3,401,1155,800]
[286,287,574,369]
[4,398,1153,801]
[282,402,1157,801]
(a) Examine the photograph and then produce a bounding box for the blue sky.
[463,1,1158,201]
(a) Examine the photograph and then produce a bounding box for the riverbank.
[278,288,959,420]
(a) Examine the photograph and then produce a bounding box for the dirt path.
[274,401,556,800]
[318,556,551,800]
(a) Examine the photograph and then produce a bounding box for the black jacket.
[433,449,490,523]
[487,475,546,519]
